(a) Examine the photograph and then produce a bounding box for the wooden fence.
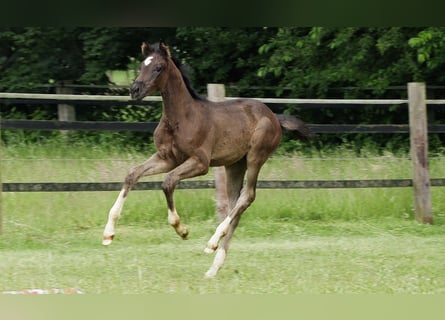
[1,82,444,225]
[2,91,445,133]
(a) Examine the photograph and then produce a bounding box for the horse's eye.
[155,65,163,72]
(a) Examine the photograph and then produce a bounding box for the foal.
[102,41,310,277]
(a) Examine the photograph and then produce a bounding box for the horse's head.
[130,41,171,100]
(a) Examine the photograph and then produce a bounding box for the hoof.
[102,235,114,246]
[177,226,189,240]
[204,246,216,254]
[180,230,189,240]
[204,270,217,278]
[204,236,219,253]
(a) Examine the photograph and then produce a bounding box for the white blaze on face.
[144,56,154,66]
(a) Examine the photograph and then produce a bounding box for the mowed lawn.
[1,219,444,294]
[1,145,445,293]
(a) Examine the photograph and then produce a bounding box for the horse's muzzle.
[130,81,146,100]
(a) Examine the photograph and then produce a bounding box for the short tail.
[275,114,313,140]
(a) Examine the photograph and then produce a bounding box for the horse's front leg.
[162,155,210,239]
[102,153,175,245]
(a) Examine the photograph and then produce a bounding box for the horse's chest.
[154,121,204,158]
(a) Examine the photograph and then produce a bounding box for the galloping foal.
[102,41,310,277]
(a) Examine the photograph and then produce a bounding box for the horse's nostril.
[130,82,143,98]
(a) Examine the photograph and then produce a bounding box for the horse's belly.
[209,141,248,167]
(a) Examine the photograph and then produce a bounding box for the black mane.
[148,42,206,101]
[171,56,207,101]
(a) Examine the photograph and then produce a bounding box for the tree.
[0,27,85,92]
[257,27,445,99]
[2,27,444,152]
[256,27,445,152]
[0,27,176,149]
[0,27,176,92]
[175,27,278,96]
[408,27,445,78]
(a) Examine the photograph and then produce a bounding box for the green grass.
[1,221,444,294]
[1,142,445,293]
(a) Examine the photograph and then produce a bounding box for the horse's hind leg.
[205,214,243,278]
[205,160,246,278]
[205,121,278,277]
[102,153,174,245]
[214,166,229,222]
[205,152,264,254]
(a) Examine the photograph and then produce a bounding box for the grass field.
[1,142,445,293]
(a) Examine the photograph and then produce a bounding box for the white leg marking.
[167,208,179,227]
[103,189,127,245]
[204,216,232,253]
[205,248,227,278]
[168,208,189,239]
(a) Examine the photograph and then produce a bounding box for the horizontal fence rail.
[3,179,445,192]
[2,92,445,105]
[2,93,445,133]
[0,92,162,105]
[1,119,159,132]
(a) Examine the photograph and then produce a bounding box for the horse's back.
[211,98,279,127]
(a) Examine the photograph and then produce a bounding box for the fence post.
[0,165,2,235]
[408,82,433,224]
[207,84,229,221]
[56,81,75,133]
[0,127,2,234]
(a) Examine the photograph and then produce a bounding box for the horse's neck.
[160,65,197,121]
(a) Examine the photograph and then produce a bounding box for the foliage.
[1,27,445,152]
[175,27,278,96]
[0,27,175,91]
[408,27,445,70]
[257,27,445,98]
[256,27,445,150]
[3,26,445,97]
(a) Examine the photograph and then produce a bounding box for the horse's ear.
[141,42,151,56]
[159,39,171,58]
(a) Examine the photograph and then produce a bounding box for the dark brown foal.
[102,41,310,277]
